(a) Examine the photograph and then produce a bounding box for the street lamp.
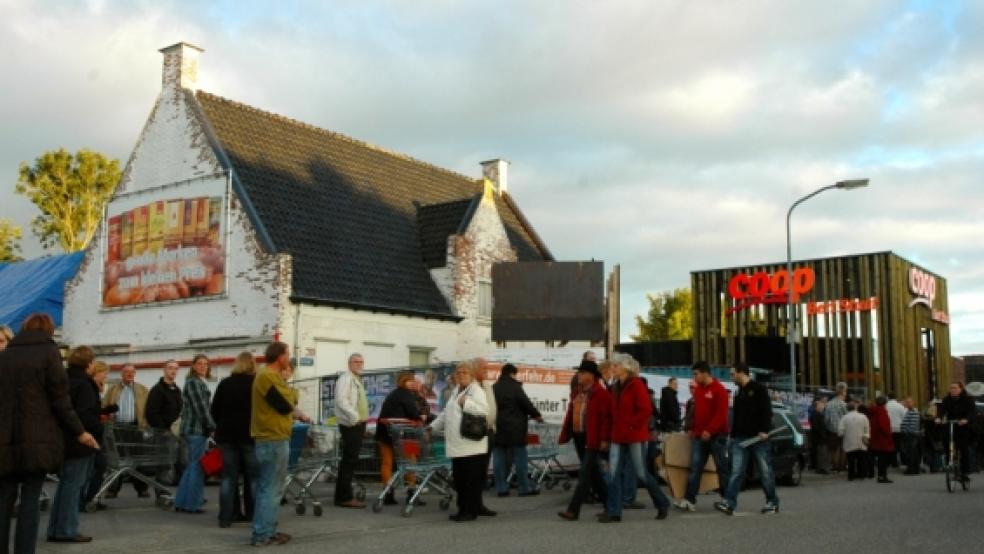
[786,179,869,395]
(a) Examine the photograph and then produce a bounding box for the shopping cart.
[283,424,368,516]
[86,422,177,512]
[371,422,454,517]
[523,422,571,491]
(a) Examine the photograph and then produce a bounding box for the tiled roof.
[416,196,480,269]
[192,91,551,318]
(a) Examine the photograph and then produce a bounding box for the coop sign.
[727,268,816,314]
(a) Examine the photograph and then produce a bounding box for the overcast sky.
[1,0,982,354]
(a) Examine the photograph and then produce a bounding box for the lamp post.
[786,179,869,395]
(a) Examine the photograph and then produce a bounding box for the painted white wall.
[288,303,461,382]
[62,61,289,373]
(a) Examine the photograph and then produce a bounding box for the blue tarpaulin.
[0,252,84,331]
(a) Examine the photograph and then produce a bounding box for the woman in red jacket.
[867,396,895,483]
[599,355,670,523]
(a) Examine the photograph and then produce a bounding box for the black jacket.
[64,364,103,460]
[211,373,255,445]
[374,387,421,444]
[731,379,773,438]
[940,393,977,439]
[0,330,85,476]
[493,375,542,447]
[146,377,183,430]
[659,386,681,431]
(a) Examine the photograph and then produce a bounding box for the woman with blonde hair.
[0,324,13,351]
[210,352,259,527]
[430,361,491,522]
[174,354,215,513]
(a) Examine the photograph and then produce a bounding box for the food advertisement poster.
[102,177,227,308]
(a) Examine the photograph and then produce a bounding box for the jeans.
[902,434,922,473]
[0,473,45,554]
[335,423,365,504]
[722,438,778,510]
[684,435,729,504]
[606,442,670,517]
[81,450,107,507]
[174,435,208,511]
[572,433,604,502]
[566,448,608,517]
[252,440,289,543]
[47,455,94,539]
[219,442,259,526]
[493,446,533,494]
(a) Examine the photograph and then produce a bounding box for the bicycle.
[940,419,970,493]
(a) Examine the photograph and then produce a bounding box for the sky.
[1,0,982,354]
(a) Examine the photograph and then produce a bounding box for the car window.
[772,414,785,430]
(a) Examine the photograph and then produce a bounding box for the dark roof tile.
[193,91,550,318]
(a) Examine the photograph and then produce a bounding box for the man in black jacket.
[145,361,183,487]
[145,361,183,430]
[492,364,543,497]
[660,378,682,432]
[714,362,779,516]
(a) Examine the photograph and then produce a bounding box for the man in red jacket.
[676,361,731,512]
[557,361,613,520]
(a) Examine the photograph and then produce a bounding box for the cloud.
[0,0,981,355]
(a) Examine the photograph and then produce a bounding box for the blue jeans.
[621,460,638,504]
[723,438,779,510]
[47,454,94,539]
[493,446,533,494]
[0,473,45,553]
[174,435,208,511]
[684,435,730,504]
[252,440,289,544]
[219,442,259,525]
[606,442,670,517]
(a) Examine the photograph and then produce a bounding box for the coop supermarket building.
[691,251,951,406]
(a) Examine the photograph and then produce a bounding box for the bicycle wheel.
[945,463,955,493]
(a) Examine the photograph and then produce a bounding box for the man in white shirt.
[885,393,907,468]
[334,353,368,508]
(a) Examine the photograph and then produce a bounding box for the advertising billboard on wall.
[101,175,228,309]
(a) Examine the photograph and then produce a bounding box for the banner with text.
[102,177,228,308]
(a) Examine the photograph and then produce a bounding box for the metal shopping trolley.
[523,422,571,491]
[86,422,177,511]
[372,423,454,517]
[283,423,368,516]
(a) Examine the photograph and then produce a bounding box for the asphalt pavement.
[30,468,983,553]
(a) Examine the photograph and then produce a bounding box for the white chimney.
[480,159,509,196]
[159,42,204,92]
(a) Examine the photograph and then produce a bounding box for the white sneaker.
[674,499,696,512]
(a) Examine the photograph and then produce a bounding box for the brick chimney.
[480,159,509,196]
[159,42,203,92]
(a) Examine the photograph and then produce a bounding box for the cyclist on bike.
[935,382,977,482]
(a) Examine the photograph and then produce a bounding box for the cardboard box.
[658,432,720,499]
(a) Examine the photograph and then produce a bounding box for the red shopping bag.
[199,446,224,477]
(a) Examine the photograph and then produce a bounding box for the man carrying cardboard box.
[675,361,730,512]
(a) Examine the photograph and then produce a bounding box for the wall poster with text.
[101,176,228,308]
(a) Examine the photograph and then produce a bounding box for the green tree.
[632,288,693,341]
[16,148,121,252]
[0,219,23,262]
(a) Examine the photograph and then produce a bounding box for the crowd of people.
[808,380,981,482]
[0,314,317,550]
[4,314,981,551]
